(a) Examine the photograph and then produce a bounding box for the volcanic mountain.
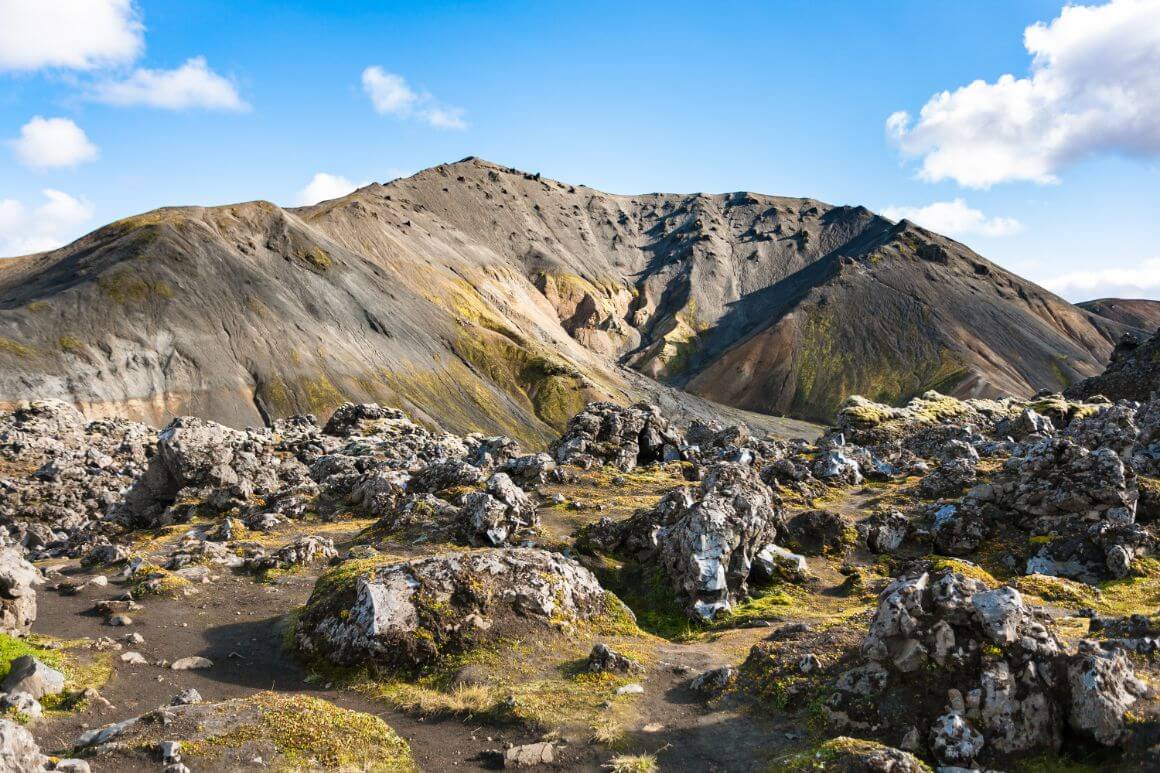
[0,157,1144,440]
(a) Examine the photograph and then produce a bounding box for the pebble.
[171,656,214,671]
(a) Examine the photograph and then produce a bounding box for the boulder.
[296,548,608,670]
[1,655,65,700]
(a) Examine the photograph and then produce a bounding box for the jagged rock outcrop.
[550,402,684,471]
[829,567,1152,767]
[1067,328,1160,403]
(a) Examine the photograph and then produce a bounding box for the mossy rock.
[780,736,932,772]
[86,692,415,771]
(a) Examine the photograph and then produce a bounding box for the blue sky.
[2,0,1158,300]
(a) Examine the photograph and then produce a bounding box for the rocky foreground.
[0,341,1158,770]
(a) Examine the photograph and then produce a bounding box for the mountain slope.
[0,157,1143,436]
[1078,298,1160,331]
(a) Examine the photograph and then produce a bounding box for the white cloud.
[0,189,95,256]
[0,0,143,72]
[296,173,364,205]
[888,0,1160,188]
[9,116,99,169]
[89,57,248,111]
[361,66,467,129]
[880,199,1022,238]
[1041,257,1160,301]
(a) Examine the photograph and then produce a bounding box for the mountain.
[0,157,1145,439]
[1078,298,1160,332]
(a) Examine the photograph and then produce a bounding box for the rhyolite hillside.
[0,157,1144,437]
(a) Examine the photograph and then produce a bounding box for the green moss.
[778,736,933,772]
[1096,556,1160,619]
[1016,574,1101,608]
[96,268,175,304]
[301,374,346,413]
[0,337,34,358]
[25,301,49,313]
[929,557,999,587]
[0,633,112,711]
[594,562,695,640]
[130,562,194,598]
[58,335,85,354]
[298,245,332,271]
[184,692,414,771]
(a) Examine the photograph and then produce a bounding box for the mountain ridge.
[0,157,1144,440]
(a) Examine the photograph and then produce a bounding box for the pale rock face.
[0,717,48,771]
[929,711,985,766]
[0,548,40,635]
[655,463,782,619]
[461,472,538,546]
[1066,642,1150,746]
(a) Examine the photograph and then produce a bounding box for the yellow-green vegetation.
[0,633,112,713]
[777,736,933,772]
[130,561,194,598]
[607,752,660,772]
[453,324,590,432]
[352,632,648,740]
[594,561,696,640]
[1027,396,1101,423]
[0,336,35,359]
[182,693,414,771]
[791,300,967,421]
[58,335,85,354]
[928,557,999,587]
[298,245,332,271]
[96,267,175,304]
[1095,556,1160,620]
[1016,574,1102,608]
[25,301,50,313]
[295,554,653,740]
[300,373,347,413]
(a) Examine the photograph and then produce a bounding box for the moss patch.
[181,693,414,771]
[0,337,35,359]
[0,633,112,712]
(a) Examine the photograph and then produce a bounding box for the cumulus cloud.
[88,57,248,111]
[880,199,1022,238]
[296,173,365,205]
[0,189,95,256]
[888,0,1160,188]
[0,0,143,72]
[1041,257,1160,301]
[361,67,467,129]
[9,117,99,169]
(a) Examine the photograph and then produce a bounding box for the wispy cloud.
[88,57,248,111]
[0,190,95,257]
[361,67,467,130]
[880,199,1022,238]
[1041,257,1160,301]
